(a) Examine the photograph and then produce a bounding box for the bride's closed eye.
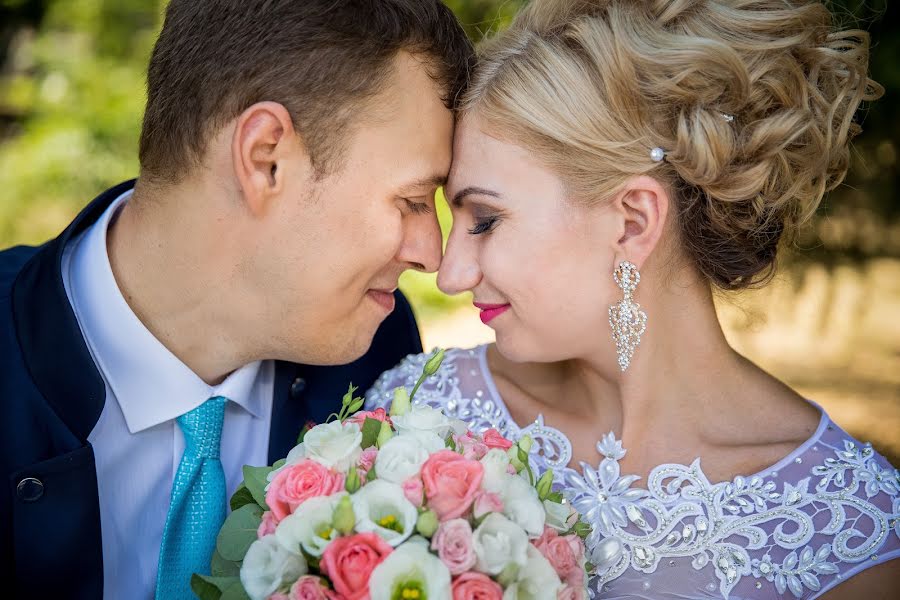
[468,215,499,235]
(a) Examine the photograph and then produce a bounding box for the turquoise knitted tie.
[155,396,228,600]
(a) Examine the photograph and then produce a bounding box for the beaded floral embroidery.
[365,348,900,599]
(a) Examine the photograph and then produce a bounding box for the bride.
[366,0,898,598]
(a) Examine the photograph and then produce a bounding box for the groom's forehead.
[139,0,472,185]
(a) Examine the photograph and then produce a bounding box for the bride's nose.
[437,224,481,295]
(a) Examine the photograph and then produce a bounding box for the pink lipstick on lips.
[474,302,510,325]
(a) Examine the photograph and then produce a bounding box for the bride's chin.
[493,334,540,364]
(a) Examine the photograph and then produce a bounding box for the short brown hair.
[139,0,474,182]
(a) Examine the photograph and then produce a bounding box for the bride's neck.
[563,272,745,445]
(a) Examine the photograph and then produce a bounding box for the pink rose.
[482,429,513,451]
[533,527,585,582]
[451,572,504,600]
[431,518,477,575]
[289,576,331,600]
[357,448,378,480]
[320,532,393,600]
[557,585,584,600]
[455,432,488,460]
[269,595,290,600]
[266,459,346,521]
[421,450,484,520]
[346,408,392,428]
[402,476,424,507]
[257,510,278,538]
[472,491,504,520]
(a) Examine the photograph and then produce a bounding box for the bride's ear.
[610,176,670,270]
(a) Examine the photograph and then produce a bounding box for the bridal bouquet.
[193,350,592,600]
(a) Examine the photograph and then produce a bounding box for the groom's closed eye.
[402,198,433,215]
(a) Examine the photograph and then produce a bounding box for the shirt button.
[290,377,307,398]
[17,477,44,502]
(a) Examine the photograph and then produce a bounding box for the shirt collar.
[67,189,265,433]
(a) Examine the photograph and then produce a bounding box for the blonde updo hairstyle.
[462,0,882,289]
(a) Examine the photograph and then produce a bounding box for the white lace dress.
[364,346,900,600]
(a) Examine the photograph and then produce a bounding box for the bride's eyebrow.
[449,186,502,208]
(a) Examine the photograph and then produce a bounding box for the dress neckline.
[469,343,831,485]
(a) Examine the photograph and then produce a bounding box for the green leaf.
[366,465,378,482]
[572,520,592,539]
[243,465,274,510]
[545,491,564,504]
[221,581,252,600]
[230,485,256,512]
[360,417,382,449]
[191,574,240,600]
[216,503,263,562]
[211,549,241,577]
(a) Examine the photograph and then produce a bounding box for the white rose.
[374,434,432,483]
[503,545,562,600]
[369,541,451,600]
[502,475,546,538]
[302,420,362,472]
[275,493,345,557]
[392,405,452,440]
[543,499,578,532]
[351,480,419,546]
[240,535,307,600]
[472,513,529,575]
[480,449,513,494]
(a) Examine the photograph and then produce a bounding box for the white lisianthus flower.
[369,541,451,600]
[472,513,529,575]
[275,493,346,557]
[392,405,452,441]
[502,545,562,600]
[302,420,362,472]
[351,480,418,546]
[375,434,433,483]
[240,535,307,600]
[502,475,546,538]
[481,449,514,494]
[543,499,578,532]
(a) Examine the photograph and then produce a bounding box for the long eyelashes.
[404,198,432,215]
[468,216,499,235]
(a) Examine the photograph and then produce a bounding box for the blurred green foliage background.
[0,0,897,314]
[1,0,898,458]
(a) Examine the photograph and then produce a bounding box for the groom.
[0,1,472,598]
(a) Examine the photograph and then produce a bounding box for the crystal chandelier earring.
[608,261,647,371]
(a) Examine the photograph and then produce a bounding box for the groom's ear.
[231,101,305,216]
[610,175,670,270]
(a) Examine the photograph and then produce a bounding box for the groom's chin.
[287,321,381,367]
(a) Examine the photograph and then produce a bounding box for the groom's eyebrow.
[450,186,501,208]
[399,174,448,195]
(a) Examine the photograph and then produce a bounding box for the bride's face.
[440,116,622,363]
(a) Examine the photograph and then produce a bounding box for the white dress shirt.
[61,189,275,599]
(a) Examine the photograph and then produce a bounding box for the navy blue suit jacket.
[0,180,421,598]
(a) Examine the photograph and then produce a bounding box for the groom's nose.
[396,211,443,273]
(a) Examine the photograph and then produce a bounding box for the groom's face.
[257,53,451,364]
